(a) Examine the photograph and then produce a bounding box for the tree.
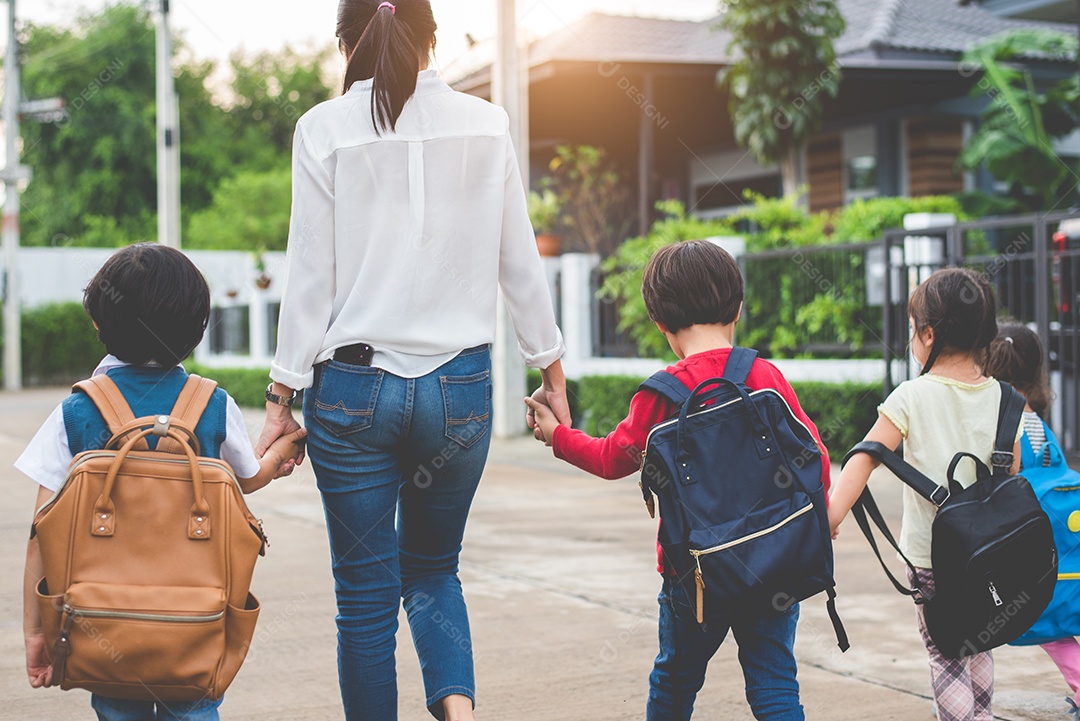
[546,145,632,256]
[185,168,291,250]
[958,29,1079,211]
[717,0,845,198]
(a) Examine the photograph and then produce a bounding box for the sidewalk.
[0,388,1070,720]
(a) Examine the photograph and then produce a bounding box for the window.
[843,126,879,203]
[208,306,250,356]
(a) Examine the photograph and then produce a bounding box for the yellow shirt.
[878,374,1014,568]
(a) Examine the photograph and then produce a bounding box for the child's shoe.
[1066,696,1080,720]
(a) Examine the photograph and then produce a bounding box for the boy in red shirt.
[526,240,829,720]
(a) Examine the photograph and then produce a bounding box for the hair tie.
[1004,337,1014,344]
[377,1,396,13]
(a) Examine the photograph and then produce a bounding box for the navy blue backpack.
[639,347,848,650]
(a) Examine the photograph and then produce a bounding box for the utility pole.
[492,0,529,438]
[155,0,180,248]
[2,0,29,391]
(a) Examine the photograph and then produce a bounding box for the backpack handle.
[91,424,212,542]
[676,377,773,469]
[105,415,202,456]
[946,452,991,495]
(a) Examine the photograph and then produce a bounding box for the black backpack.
[640,347,848,650]
[845,382,1057,658]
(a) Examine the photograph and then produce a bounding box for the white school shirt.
[15,356,262,492]
[270,69,565,389]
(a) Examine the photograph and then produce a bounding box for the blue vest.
[63,365,228,458]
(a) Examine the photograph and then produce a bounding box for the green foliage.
[0,302,104,386]
[958,29,1080,211]
[717,0,845,185]
[728,192,832,250]
[527,189,563,235]
[186,169,292,250]
[547,145,632,256]
[831,196,969,243]
[186,363,271,408]
[578,375,644,437]
[600,201,733,359]
[789,381,883,458]
[18,3,333,249]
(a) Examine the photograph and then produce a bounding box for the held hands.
[256,399,306,477]
[25,631,53,689]
[524,396,560,447]
[264,427,309,479]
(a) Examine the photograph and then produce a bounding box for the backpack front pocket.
[56,582,227,691]
[688,492,826,619]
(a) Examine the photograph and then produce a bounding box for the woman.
[255,2,570,719]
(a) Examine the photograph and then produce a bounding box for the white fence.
[3,246,885,383]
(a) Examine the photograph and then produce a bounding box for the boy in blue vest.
[19,243,306,721]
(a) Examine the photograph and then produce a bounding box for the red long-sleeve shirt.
[551,347,831,572]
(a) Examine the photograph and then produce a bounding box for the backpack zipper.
[688,502,814,559]
[63,604,225,624]
[988,582,1003,607]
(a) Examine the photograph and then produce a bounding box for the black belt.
[333,343,375,367]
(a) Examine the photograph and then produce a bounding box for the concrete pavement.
[0,387,1072,720]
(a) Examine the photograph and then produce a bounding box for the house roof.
[443,0,1076,90]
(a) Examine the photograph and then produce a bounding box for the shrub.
[186,363,271,408]
[831,195,968,243]
[0,302,104,386]
[789,381,883,458]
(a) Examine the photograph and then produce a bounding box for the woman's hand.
[256,386,305,475]
[524,397,559,447]
[529,360,572,435]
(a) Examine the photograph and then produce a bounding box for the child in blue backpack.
[527,240,831,720]
[19,243,307,721]
[828,268,1020,721]
[987,322,1080,718]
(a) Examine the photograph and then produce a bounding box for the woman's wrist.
[539,359,566,392]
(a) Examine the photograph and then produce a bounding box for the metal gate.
[882,211,1080,458]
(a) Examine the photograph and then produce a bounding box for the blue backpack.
[639,347,848,650]
[1011,419,1080,645]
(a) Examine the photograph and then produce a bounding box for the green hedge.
[528,370,882,460]
[186,363,271,408]
[0,302,104,386]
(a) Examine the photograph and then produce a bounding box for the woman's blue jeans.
[304,347,493,721]
[646,578,804,721]
[90,694,221,721]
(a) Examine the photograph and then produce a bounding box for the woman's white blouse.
[271,70,565,388]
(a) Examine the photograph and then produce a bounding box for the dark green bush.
[0,302,104,386]
[578,375,644,437]
[789,381,883,459]
[186,363,271,408]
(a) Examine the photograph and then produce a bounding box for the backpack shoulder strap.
[639,371,691,408]
[722,347,758,385]
[73,374,149,450]
[155,375,219,455]
[993,382,1025,474]
[846,441,952,507]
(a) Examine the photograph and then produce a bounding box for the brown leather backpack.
[32,373,268,701]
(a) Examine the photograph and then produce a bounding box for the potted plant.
[253,250,272,290]
[528,188,564,257]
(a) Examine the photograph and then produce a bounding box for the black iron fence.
[881,211,1080,457]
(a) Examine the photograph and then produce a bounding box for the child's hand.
[25,631,53,688]
[523,397,559,447]
[266,427,308,479]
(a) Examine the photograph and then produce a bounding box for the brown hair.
[337,0,437,133]
[642,240,743,333]
[908,267,998,374]
[986,322,1053,417]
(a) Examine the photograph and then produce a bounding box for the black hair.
[337,0,437,134]
[642,240,744,333]
[986,322,1053,417]
[908,267,998,374]
[83,243,211,367]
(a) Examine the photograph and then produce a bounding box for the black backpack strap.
[639,371,692,408]
[993,382,1025,475]
[722,347,758,385]
[850,487,924,600]
[845,441,951,507]
[825,587,850,652]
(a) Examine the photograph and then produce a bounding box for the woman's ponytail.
[338,0,437,134]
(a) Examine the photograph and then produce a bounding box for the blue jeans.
[304,347,493,721]
[646,578,804,721]
[91,695,221,721]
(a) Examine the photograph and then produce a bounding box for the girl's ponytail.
[338,0,437,134]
